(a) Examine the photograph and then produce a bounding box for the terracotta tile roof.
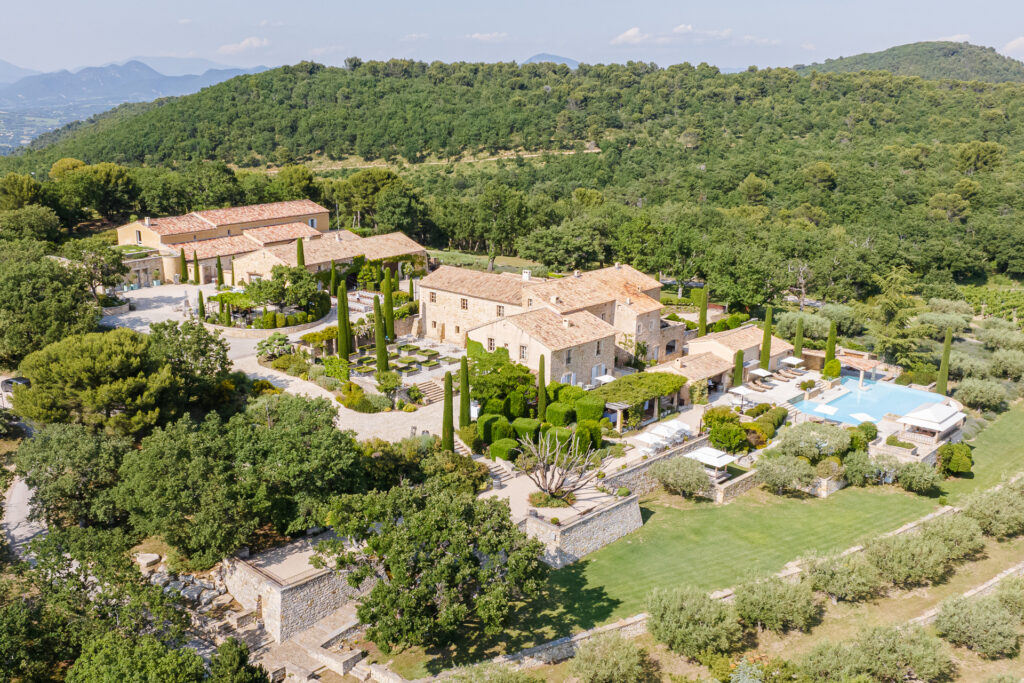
[141,213,216,236]
[501,309,617,350]
[650,352,733,381]
[336,229,362,241]
[194,199,327,226]
[136,200,328,237]
[702,324,794,356]
[172,235,261,260]
[524,267,662,314]
[420,265,527,305]
[261,231,426,268]
[242,222,322,246]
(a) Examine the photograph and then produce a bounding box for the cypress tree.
[373,295,389,372]
[759,306,773,370]
[408,276,414,299]
[537,354,547,420]
[936,327,952,395]
[825,320,837,365]
[442,371,455,452]
[383,268,395,340]
[733,349,745,387]
[793,317,804,359]
[197,291,205,319]
[329,262,337,298]
[698,285,708,337]
[296,238,305,268]
[192,253,200,284]
[459,356,471,428]
[230,257,235,286]
[178,248,187,284]
[337,282,351,360]
[215,258,224,286]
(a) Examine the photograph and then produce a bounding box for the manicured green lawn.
[384,406,1024,678]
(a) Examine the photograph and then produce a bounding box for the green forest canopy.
[793,41,1024,83]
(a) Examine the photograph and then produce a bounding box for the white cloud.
[672,24,693,34]
[1001,36,1024,56]
[801,42,817,51]
[467,32,508,42]
[704,28,733,39]
[217,37,269,55]
[611,27,650,45]
[938,34,970,42]
[402,33,428,42]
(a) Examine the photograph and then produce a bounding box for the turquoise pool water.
[790,377,944,425]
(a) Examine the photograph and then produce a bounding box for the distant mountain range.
[0,60,265,109]
[793,41,1024,82]
[523,53,579,69]
[0,59,39,85]
[0,59,266,154]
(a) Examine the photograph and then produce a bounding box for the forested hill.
[793,41,1024,82]
[5,57,1024,177]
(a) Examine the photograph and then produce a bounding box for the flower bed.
[421,359,440,369]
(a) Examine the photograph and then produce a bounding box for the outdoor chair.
[745,382,766,393]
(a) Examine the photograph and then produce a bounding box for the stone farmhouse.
[115,199,330,285]
[233,230,427,282]
[685,324,794,376]
[418,263,689,384]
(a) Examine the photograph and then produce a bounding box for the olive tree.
[646,587,742,658]
[805,552,884,604]
[773,422,851,463]
[569,633,659,683]
[732,576,818,633]
[649,456,711,498]
[935,596,1020,659]
[756,455,815,495]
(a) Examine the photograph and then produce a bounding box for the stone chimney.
[522,269,531,281]
[626,297,632,305]
[615,262,621,269]
[550,295,560,304]
[573,269,581,278]
[144,217,151,227]
[562,318,572,328]
[675,358,684,369]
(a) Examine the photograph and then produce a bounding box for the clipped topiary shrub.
[459,424,484,453]
[546,401,575,426]
[575,397,606,422]
[558,385,586,404]
[545,381,566,403]
[478,414,502,444]
[511,417,541,443]
[491,417,514,442]
[490,438,520,461]
[508,391,527,419]
[275,313,287,328]
[823,359,841,379]
[577,419,602,450]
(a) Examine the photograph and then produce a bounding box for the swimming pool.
[790,377,945,425]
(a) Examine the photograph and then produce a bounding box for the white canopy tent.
[729,386,755,396]
[661,418,693,436]
[594,374,617,386]
[650,423,683,442]
[687,446,736,470]
[897,403,966,435]
[634,432,668,448]
[749,368,773,379]
[782,356,804,366]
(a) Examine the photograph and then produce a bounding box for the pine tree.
[793,317,804,359]
[698,285,709,336]
[383,268,395,340]
[733,349,745,387]
[192,253,200,284]
[537,354,547,420]
[442,371,455,452]
[760,306,773,370]
[459,355,471,428]
[337,282,351,360]
[329,261,337,298]
[197,291,206,319]
[215,258,224,286]
[178,248,187,284]
[936,327,952,395]
[296,238,305,268]
[825,320,837,365]
[373,296,389,373]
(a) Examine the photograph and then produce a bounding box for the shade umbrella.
[750,368,773,379]
[728,385,754,410]
[782,356,804,366]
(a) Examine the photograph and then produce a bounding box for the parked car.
[1,377,29,394]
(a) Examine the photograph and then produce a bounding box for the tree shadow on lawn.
[418,560,622,675]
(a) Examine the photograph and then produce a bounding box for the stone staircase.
[254,606,364,682]
[453,436,473,457]
[480,455,516,488]
[413,377,460,405]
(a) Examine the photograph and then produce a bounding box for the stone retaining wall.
[603,435,712,495]
[101,302,130,316]
[521,495,643,568]
[204,311,332,339]
[714,470,760,503]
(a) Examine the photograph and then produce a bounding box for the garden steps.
[412,377,460,405]
[453,437,473,457]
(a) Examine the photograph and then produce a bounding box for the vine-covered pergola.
[591,372,688,432]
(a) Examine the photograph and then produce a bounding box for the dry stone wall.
[521,495,643,568]
[603,435,712,495]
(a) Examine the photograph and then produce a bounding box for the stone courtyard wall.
[521,495,643,568]
[603,435,712,495]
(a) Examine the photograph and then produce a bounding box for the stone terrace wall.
[603,435,712,495]
[714,470,760,503]
[206,312,330,339]
[522,495,643,568]
[278,569,373,642]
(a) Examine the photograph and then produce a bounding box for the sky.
[5,0,1024,73]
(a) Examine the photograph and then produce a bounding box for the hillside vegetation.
[794,41,1024,82]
